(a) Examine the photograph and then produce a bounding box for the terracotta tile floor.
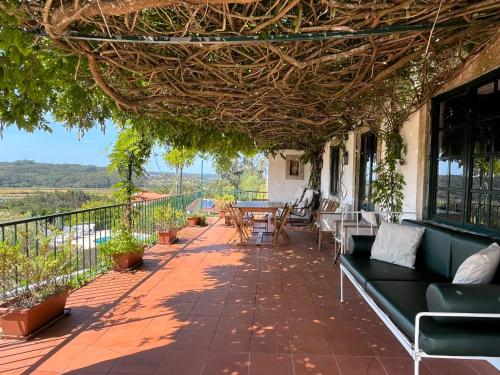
[0,219,498,375]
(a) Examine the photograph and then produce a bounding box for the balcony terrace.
[0,219,496,375]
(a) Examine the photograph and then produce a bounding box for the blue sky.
[0,121,216,174]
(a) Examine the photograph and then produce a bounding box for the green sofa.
[339,220,500,374]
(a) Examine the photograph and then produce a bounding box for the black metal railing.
[235,190,268,201]
[202,188,268,202]
[0,191,203,285]
[0,189,268,293]
[187,189,268,211]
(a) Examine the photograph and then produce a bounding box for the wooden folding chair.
[311,198,331,234]
[272,204,292,245]
[315,200,340,250]
[226,205,252,244]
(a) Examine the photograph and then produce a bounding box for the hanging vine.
[369,77,415,221]
[2,1,499,150]
[372,128,407,221]
[299,139,327,191]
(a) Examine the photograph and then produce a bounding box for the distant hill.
[0,160,116,188]
[0,160,217,188]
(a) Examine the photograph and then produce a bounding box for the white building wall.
[320,143,333,198]
[267,150,310,203]
[320,114,420,210]
[399,111,421,213]
[342,132,356,208]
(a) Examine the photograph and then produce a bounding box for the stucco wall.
[320,143,331,198]
[342,133,356,208]
[267,150,310,203]
[399,111,420,213]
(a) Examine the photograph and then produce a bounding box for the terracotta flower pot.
[187,216,200,227]
[157,229,178,244]
[219,210,226,219]
[0,290,69,338]
[112,251,144,270]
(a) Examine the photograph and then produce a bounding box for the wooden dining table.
[234,200,285,215]
[232,201,286,245]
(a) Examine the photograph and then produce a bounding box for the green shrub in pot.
[0,232,76,337]
[197,211,207,226]
[98,227,145,269]
[154,206,187,244]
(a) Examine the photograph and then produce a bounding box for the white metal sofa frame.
[338,212,500,375]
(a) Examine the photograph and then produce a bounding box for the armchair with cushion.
[290,187,306,206]
[289,188,319,225]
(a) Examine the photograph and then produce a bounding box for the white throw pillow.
[452,243,500,284]
[370,222,425,269]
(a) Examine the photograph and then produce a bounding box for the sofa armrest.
[426,283,500,323]
[348,235,376,257]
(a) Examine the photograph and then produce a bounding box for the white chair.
[290,187,306,206]
[289,189,319,225]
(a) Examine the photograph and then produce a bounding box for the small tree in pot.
[0,233,75,338]
[108,127,152,231]
[104,127,152,269]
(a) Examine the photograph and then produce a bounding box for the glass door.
[358,132,378,211]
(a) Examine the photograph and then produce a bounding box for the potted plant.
[198,212,207,226]
[187,214,201,227]
[0,233,75,338]
[98,227,145,270]
[214,194,235,221]
[154,206,186,244]
[187,211,208,227]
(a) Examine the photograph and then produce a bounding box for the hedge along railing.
[0,191,203,285]
[235,190,268,201]
[203,188,268,202]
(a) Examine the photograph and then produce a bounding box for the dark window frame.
[428,67,500,236]
[330,145,340,196]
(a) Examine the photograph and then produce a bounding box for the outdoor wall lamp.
[343,151,349,165]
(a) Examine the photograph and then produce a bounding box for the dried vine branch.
[13,1,500,149]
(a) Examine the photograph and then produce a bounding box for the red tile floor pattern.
[0,219,498,375]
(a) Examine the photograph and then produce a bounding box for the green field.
[0,187,115,200]
[0,188,117,224]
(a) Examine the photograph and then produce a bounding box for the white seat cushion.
[291,187,306,205]
[453,243,500,284]
[297,197,309,209]
[370,222,425,269]
[298,189,315,206]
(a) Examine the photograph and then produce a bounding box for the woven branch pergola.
[14,0,500,149]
